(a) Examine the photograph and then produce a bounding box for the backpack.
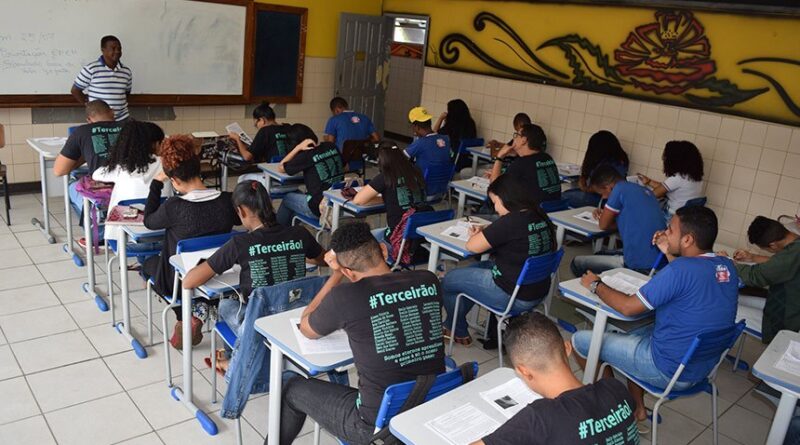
[74,176,113,253]
[388,203,434,268]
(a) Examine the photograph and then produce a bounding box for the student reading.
[573,206,738,431]
[472,313,639,445]
[281,221,445,444]
[228,102,291,164]
[718,216,800,343]
[182,180,326,373]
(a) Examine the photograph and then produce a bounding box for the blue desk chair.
[317,362,479,445]
[600,321,745,445]
[160,231,243,387]
[291,181,348,242]
[448,249,565,367]
[452,138,485,168]
[684,196,707,208]
[728,304,763,372]
[540,198,570,213]
[389,209,454,271]
[423,164,455,204]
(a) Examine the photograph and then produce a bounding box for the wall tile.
[677,109,699,134]
[753,171,781,196]
[705,182,728,207]
[616,121,636,144]
[776,176,800,201]
[697,113,721,138]
[538,86,556,107]
[638,103,659,126]
[657,107,679,130]
[760,148,787,174]
[730,165,756,190]
[11,163,35,182]
[551,108,569,128]
[634,124,655,147]
[725,188,751,213]
[554,89,571,109]
[599,116,619,133]
[789,128,800,155]
[586,95,604,116]
[602,97,622,119]
[747,194,774,216]
[619,101,640,123]
[735,143,761,167]
[741,120,768,146]
[9,125,32,145]
[720,208,746,234]
[569,91,587,112]
[11,144,37,164]
[764,124,792,151]
[718,117,744,142]
[563,129,581,150]
[708,161,734,186]
[773,198,799,218]
[582,114,601,133]
[9,108,31,125]
[783,153,800,179]
[566,111,584,131]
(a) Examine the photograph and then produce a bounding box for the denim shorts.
[572,325,693,390]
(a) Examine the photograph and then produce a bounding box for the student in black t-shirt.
[442,174,556,347]
[472,313,639,445]
[352,142,426,246]
[280,222,445,445]
[228,102,291,164]
[489,123,561,205]
[183,180,326,373]
[276,124,344,227]
[142,136,240,350]
[54,100,122,217]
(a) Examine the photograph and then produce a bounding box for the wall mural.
[432,10,800,125]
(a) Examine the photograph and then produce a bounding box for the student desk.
[113,223,166,358]
[254,306,355,445]
[450,179,488,218]
[467,145,492,177]
[169,252,241,436]
[547,206,614,251]
[323,189,385,232]
[390,367,527,444]
[558,268,652,384]
[256,162,303,195]
[557,162,581,183]
[753,330,800,445]
[416,216,491,273]
[78,193,111,312]
[25,137,66,244]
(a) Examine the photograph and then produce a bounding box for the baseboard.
[384,131,413,144]
[4,181,44,195]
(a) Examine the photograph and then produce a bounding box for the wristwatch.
[589,279,602,294]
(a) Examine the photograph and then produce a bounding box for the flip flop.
[203,356,227,377]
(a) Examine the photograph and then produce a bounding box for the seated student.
[489,123,561,204]
[92,120,172,244]
[637,140,704,217]
[141,135,240,350]
[276,124,345,227]
[54,100,123,221]
[352,142,426,246]
[442,174,556,347]
[228,102,289,164]
[472,313,639,445]
[563,130,630,208]
[573,206,738,430]
[486,112,531,152]
[182,180,326,373]
[570,165,665,277]
[405,106,452,176]
[718,216,800,343]
[323,96,380,152]
[433,98,478,168]
[281,221,445,444]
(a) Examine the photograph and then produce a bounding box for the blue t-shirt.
[605,181,665,270]
[324,111,376,150]
[405,133,452,176]
[636,254,739,381]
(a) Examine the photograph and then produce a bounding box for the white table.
[168,253,242,436]
[558,268,652,384]
[417,216,491,273]
[111,222,165,358]
[256,162,303,195]
[450,179,488,218]
[548,206,613,251]
[254,306,356,445]
[466,146,492,177]
[25,137,66,244]
[753,330,800,445]
[323,189,386,232]
[557,162,580,183]
[390,367,530,444]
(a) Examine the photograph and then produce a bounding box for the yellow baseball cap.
[408,106,433,123]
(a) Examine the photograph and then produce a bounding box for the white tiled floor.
[0,189,775,445]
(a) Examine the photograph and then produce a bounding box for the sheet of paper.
[290,318,352,355]
[602,272,649,295]
[479,377,541,419]
[573,211,599,225]
[467,176,490,190]
[441,225,470,241]
[425,403,501,445]
[40,137,68,146]
[557,162,580,177]
[192,131,219,138]
[225,122,253,145]
[775,340,800,375]
[179,249,238,275]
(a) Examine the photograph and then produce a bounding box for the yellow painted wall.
[256,0,383,58]
[383,0,800,125]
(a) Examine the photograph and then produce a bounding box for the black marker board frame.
[250,3,307,104]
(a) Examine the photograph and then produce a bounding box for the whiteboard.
[0,0,246,95]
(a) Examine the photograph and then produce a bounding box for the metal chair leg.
[497,315,505,368]
[711,382,719,445]
[732,336,746,372]
[447,295,462,357]
[3,174,9,225]
[211,327,217,404]
[652,398,665,445]
[107,254,116,326]
[146,280,153,346]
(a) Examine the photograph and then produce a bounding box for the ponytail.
[232,180,277,227]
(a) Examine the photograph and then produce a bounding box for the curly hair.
[105,120,162,174]
[580,131,629,180]
[663,140,704,182]
[160,135,200,181]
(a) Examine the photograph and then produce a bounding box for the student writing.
[638,140,704,217]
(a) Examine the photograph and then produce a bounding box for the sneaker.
[78,237,105,250]
[169,318,204,350]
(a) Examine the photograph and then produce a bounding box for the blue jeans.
[277,192,316,227]
[785,416,800,445]
[570,250,625,277]
[218,298,246,359]
[562,188,602,208]
[572,325,693,390]
[442,261,540,337]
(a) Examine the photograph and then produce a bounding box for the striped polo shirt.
[73,56,133,121]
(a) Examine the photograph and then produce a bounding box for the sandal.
[443,328,473,347]
[203,350,228,377]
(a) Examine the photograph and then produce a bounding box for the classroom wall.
[420,66,800,249]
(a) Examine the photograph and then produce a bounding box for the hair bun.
[160,134,197,172]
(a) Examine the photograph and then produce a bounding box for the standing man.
[71,35,132,121]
